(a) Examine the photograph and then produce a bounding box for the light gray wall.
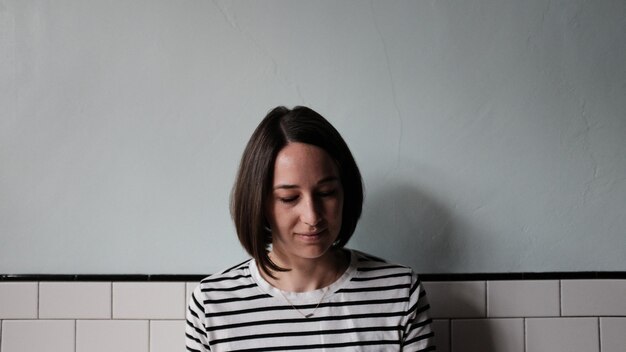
[1,0,624,274]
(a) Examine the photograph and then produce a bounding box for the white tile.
[39,282,111,319]
[0,282,38,318]
[526,317,599,352]
[1,320,74,352]
[562,280,626,316]
[451,318,523,352]
[186,282,198,308]
[422,281,485,318]
[113,282,185,319]
[601,318,626,352]
[432,319,450,352]
[76,320,148,352]
[487,280,559,317]
[150,320,185,352]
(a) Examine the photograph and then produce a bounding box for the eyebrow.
[273,176,339,190]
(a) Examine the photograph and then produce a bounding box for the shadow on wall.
[357,184,496,349]
[357,183,458,272]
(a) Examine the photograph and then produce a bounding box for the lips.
[296,228,326,240]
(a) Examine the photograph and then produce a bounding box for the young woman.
[186,106,435,351]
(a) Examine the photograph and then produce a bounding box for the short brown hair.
[230,106,364,277]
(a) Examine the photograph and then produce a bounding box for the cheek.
[332,200,343,217]
[266,203,281,230]
[269,206,297,230]
[329,196,344,223]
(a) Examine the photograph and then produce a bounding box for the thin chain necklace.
[269,250,347,318]
[277,287,329,318]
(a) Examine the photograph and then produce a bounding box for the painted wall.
[1,0,625,274]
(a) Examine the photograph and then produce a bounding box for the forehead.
[273,142,339,185]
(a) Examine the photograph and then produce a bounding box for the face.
[267,142,344,265]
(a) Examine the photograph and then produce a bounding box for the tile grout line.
[37,281,40,319]
[148,320,151,352]
[523,318,527,352]
[558,280,562,316]
[73,319,77,352]
[448,319,452,352]
[597,317,601,352]
[354,314,626,320]
[182,283,187,320]
[0,317,225,321]
[110,282,113,319]
[485,281,489,317]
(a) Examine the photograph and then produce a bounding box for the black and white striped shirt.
[186,250,435,351]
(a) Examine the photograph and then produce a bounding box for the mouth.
[296,228,326,240]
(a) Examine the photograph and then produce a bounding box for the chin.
[296,244,337,260]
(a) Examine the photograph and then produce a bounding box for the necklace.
[268,250,348,318]
[277,287,329,318]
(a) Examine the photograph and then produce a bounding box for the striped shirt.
[186,249,435,351]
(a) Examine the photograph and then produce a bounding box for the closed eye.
[279,196,298,203]
[317,189,337,197]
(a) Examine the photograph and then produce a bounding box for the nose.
[301,196,322,227]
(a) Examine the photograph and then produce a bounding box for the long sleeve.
[401,273,436,351]
[185,286,211,352]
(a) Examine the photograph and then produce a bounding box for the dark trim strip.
[2,272,626,281]
[420,272,626,281]
[0,274,202,281]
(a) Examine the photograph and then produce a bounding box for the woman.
[186,106,435,351]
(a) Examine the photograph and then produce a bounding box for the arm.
[401,272,436,351]
[186,286,211,352]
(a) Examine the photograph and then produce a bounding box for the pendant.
[304,313,314,318]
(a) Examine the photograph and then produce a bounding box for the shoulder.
[351,249,413,273]
[348,250,429,306]
[192,259,254,297]
[349,249,417,284]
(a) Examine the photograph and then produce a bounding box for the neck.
[264,249,348,292]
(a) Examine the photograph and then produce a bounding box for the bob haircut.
[231,106,364,277]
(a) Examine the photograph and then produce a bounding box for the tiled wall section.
[0,280,625,351]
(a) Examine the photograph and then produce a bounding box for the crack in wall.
[547,46,602,209]
[526,1,551,50]
[370,1,403,173]
[0,0,18,133]
[210,0,305,104]
[580,98,600,206]
[211,0,239,32]
[210,0,278,76]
